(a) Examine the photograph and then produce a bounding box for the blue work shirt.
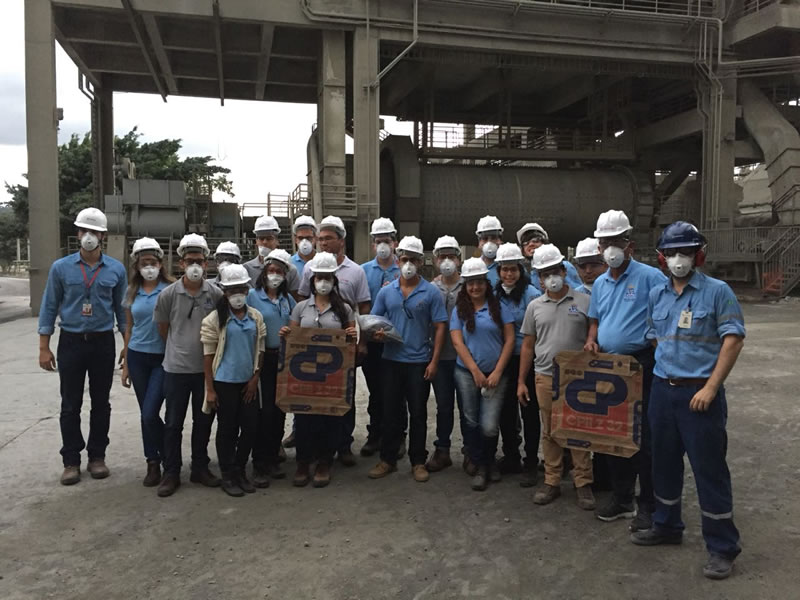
[38,252,127,335]
[291,252,311,278]
[487,262,499,287]
[530,260,583,293]
[450,301,515,373]
[588,259,668,355]
[371,278,448,363]
[127,281,167,354]
[215,312,257,383]
[247,288,296,349]
[575,283,592,296]
[499,285,542,355]
[361,258,401,304]
[647,270,745,379]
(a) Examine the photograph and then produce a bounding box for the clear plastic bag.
[357,314,404,344]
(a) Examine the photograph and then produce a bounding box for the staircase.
[761,226,800,295]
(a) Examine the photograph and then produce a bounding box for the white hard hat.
[461,257,490,279]
[254,215,281,234]
[214,241,241,259]
[475,215,504,236]
[265,248,292,269]
[309,251,339,273]
[532,244,565,271]
[177,233,210,257]
[74,207,108,232]
[495,243,525,263]
[131,237,164,260]
[218,264,251,288]
[370,217,397,236]
[574,238,602,261]
[319,215,346,238]
[516,223,548,245]
[397,235,423,256]
[594,210,632,238]
[292,215,318,235]
[433,235,460,255]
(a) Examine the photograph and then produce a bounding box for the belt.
[264,347,280,355]
[667,377,708,387]
[61,330,113,341]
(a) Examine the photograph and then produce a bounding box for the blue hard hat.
[657,221,706,250]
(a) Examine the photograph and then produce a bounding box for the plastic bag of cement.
[358,314,404,344]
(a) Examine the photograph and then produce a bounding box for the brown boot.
[533,484,562,505]
[157,473,181,497]
[143,461,161,487]
[60,465,81,486]
[425,448,452,472]
[368,461,397,479]
[312,462,331,488]
[87,459,110,479]
[576,484,596,510]
[412,464,430,483]
[190,468,221,487]
[293,462,311,487]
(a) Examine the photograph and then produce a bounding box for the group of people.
[37,205,745,579]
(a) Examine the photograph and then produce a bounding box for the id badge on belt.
[678,309,692,329]
[82,302,93,317]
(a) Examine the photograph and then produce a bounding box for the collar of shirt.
[542,288,575,304]
[389,277,425,299]
[597,258,639,286]
[74,252,106,269]
[137,280,167,298]
[434,276,464,292]
[176,278,211,297]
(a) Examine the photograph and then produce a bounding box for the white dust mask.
[258,245,271,258]
[267,273,284,289]
[401,262,417,280]
[482,242,498,260]
[185,264,204,281]
[501,284,515,294]
[139,266,159,281]
[603,246,626,268]
[666,253,694,278]
[544,275,564,293]
[376,243,392,261]
[438,259,456,277]
[298,239,314,256]
[80,232,99,251]
[315,279,333,295]
[228,293,247,310]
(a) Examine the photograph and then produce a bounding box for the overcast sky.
[0,0,411,213]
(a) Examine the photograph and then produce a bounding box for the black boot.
[220,472,244,497]
[143,460,161,487]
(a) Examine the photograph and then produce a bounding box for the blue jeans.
[163,372,214,476]
[650,377,741,559]
[126,349,165,462]
[454,365,506,466]
[432,360,465,449]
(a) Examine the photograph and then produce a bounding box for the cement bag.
[357,314,404,344]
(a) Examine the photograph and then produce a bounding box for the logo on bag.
[289,346,343,383]
[565,372,627,415]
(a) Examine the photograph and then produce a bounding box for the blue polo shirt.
[128,281,167,354]
[291,252,311,277]
[247,288,296,349]
[575,283,592,296]
[487,262,499,287]
[215,312,258,383]
[38,252,127,335]
[361,258,401,303]
[499,285,542,355]
[371,278,448,363]
[588,259,668,355]
[530,261,583,293]
[450,301,515,373]
[647,270,745,379]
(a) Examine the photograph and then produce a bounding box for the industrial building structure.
[25,0,800,314]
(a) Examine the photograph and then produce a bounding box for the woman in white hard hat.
[120,238,174,487]
[493,243,542,487]
[201,264,266,497]
[247,249,297,487]
[450,257,515,491]
[280,252,357,488]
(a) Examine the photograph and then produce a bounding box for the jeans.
[56,331,115,466]
[454,365,506,467]
[432,360,465,449]
[518,366,541,468]
[126,349,165,463]
[498,355,524,461]
[252,353,284,470]
[650,377,741,559]
[295,414,340,464]
[214,381,259,474]
[379,360,431,466]
[163,371,214,476]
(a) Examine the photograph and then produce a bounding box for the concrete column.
[317,31,347,191]
[96,85,115,201]
[25,0,61,316]
[352,26,380,263]
[717,77,739,225]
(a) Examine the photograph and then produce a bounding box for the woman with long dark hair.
[450,257,515,491]
[120,237,174,486]
[279,252,356,488]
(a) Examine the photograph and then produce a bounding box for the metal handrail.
[731,0,780,19]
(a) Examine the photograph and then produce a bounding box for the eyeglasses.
[597,237,629,250]
[660,247,698,257]
[183,258,205,266]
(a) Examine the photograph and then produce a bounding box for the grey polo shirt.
[154,278,223,374]
[243,256,300,292]
[432,276,464,362]
[298,255,371,309]
[290,298,355,329]
[520,287,591,377]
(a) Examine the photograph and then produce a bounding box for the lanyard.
[80,263,103,299]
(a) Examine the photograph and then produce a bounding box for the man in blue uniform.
[475,215,504,287]
[631,221,744,581]
[516,222,582,292]
[290,215,317,277]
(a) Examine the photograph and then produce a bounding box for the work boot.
[293,462,311,487]
[360,438,380,457]
[237,469,256,494]
[252,466,271,489]
[143,461,161,487]
[496,456,523,474]
[519,464,538,488]
[313,462,332,488]
[630,528,683,546]
[471,467,489,491]
[282,432,296,448]
[576,485,596,510]
[489,465,502,483]
[703,554,734,580]
[425,448,452,472]
[220,473,244,498]
[190,468,221,488]
[368,461,397,479]
[157,473,181,497]
[268,463,286,479]
[396,439,407,460]
[412,464,430,483]
[462,456,478,477]
[60,465,81,486]
[87,459,110,479]
[533,484,562,505]
[630,504,653,532]
[337,448,357,467]
[595,498,636,522]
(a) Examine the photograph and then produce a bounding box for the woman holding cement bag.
[279,252,356,488]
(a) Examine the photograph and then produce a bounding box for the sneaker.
[396,440,407,460]
[360,438,380,457]
[595,498,636,522]
[60,465,81,486]
[143,461,161,487]
[190,468,221,488]
[496,456,523,474]
[313,462,331,488]
[425,448,452,472]
[519,466,538,488]
[471,468,489,491]
[157,473,181,497]
[533,484,562,505]
[237,470,256,494]
[87,459,110,479]
[630,528,683,546]
[293,462,311,487]
[412,464,430,483]
[337,448,357,467]
[282,432,296,448]
[703,554,734,580]
[221,476,244,498]
[576,485,596,510]
[252,467,271,489]
[630,507,653,532]
[368,461,397,479]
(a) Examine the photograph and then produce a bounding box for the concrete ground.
[0,277,31,324]
[0,302,799,599]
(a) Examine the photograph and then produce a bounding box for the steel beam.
[383,62,433,110]
[54,25,101,88]
[636,109,703,149]
[458,69,505,111]
[121,0,167,101]
[212,0,225,105]
[142,14,178,95]
[255,24,275,100]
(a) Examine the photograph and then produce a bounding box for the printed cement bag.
[276,327,355,416]
[551,350,642,458]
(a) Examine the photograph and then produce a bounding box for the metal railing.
[535,0,717,16]
[732,0,780,18]
[704,227,776,258]
[291,182,359,218]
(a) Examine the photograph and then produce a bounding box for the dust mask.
[298,239,313,257]
[185,264,204,282]
[501,284,515,294]
[603,246,626,269]
[228,293,247,310]
[139,266,159,281]
[258,246,271,258]
[401,262,418,280]
[217,261,231,269]
[482,242,498,260]
[438,259,456,277]
[666,253,694,278]
[80,232,99,251]
[315,279,333,295]
[544,275,564,293]
[267,273,284,289]
[376,243,392,261]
